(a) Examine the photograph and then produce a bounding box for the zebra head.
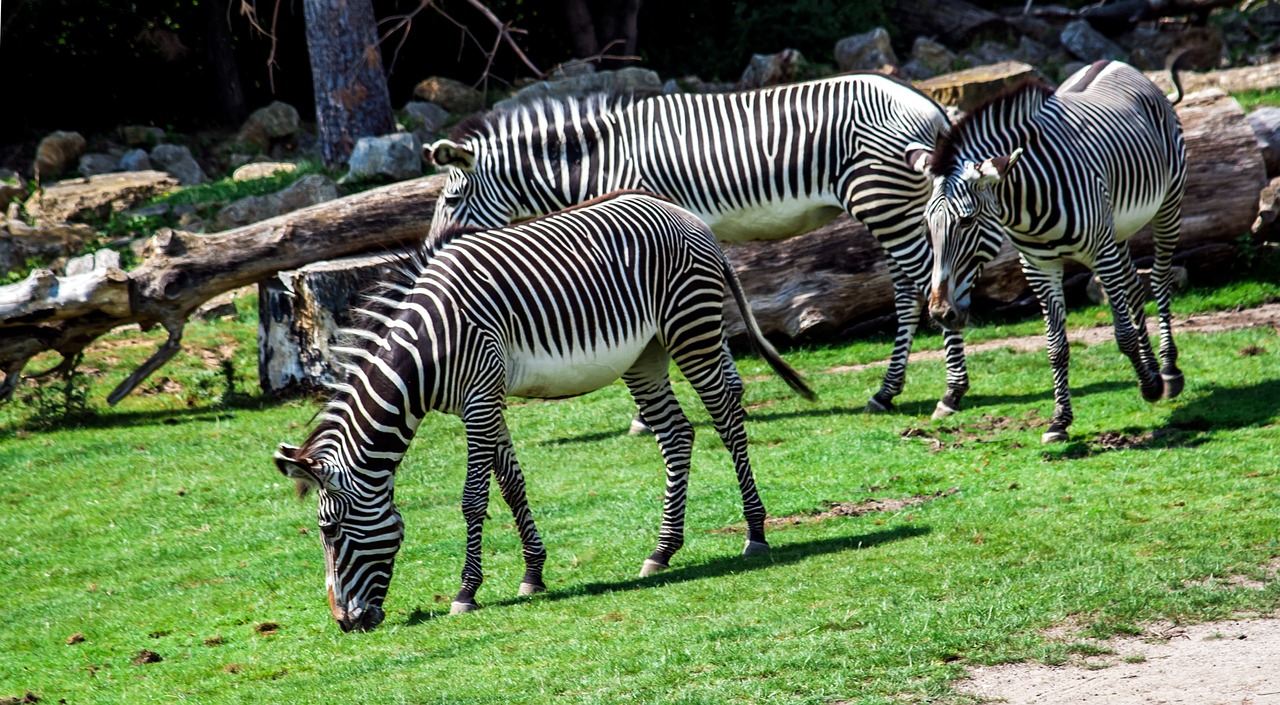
[910,146,1023,330]
[426,138,526,239]
[274,442,405,632]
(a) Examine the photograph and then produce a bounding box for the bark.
[0,176,443,403]
[201,0,248,125]
[302,0,396,168]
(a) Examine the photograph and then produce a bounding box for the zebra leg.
[490,418,548,598]
[452,400,503,614]
[933,327,971,419]
[629,340,741,435]
[672,340,769,557]
[1025,260,1075,443]
[623,343,693,577]
[1150,195,1184,398]
[1094,241,1164,403]
[868,270,924,414]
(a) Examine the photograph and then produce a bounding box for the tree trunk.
[302,0,396,168]
[202,0,247,126]
[564,0,600,59]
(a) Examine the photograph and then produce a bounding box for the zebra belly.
[699,197,844,243]
[1113,197,1163,242]
[505,337,654,400]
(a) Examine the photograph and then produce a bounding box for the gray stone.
[1060,19,1129,63]
[402,101,450,133]
[963,41,1021,68]
[835,27,898,72]
[119,148,153,172]
[494,67,663,110]
[65,248,121,276]
[413,76,486,114]
[78,153,120,177]
[150,144,208,185]
[121,125,166,148]
[1249,107,1280,178]
[213,174,339,230]
[34,131,86,180]
[344,133,422,182]
[910,37,958,75]
[232,162,297,181]
[739,49,806,89]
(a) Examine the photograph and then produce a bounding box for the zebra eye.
[318,520,340,538]
[958,213,977,227]
[441,193,462,208]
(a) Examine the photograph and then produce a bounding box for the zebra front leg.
[868,274,924,414]
[933,327,971,419]
[1094,242,1163,402]
[453,401,503,614]
[1150,196,1184,398]
[1026,261,1075,443]
[491,419,548,598]
[624,345,693,577]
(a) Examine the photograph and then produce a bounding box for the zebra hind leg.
[491,421,548,598]
[1150,196,1184,398]
[629,340,742,435]
[452,399,505,614]
[623,344,693,577]
[1095,242,1163,402]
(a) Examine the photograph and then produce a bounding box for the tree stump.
[916,62,1043,114]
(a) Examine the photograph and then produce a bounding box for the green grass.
[2,275,1279,704]
[1231,87,1280,113]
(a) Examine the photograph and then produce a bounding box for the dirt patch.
[131,649,162,665]
[959,615,1280,704]
[901,411,1043,451]
[1050,419,1215,459]
[743,488,959,530]
[0,693,41,705]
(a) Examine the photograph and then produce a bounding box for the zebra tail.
[1165,49,1189,105]
[719,254,817,402]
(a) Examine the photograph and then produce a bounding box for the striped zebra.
[426,73,974,422]
[273,191,815,631]
[907,60,1188,443]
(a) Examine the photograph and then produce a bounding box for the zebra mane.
[448,92,634,142]
[929,78,1054,174]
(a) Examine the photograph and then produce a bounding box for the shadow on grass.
[402,524,930,624]
[0,393,295,434]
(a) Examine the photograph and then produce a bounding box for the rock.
[1253,175,1280,235]
[739,49,807,89]
[23,171,180,226]
[834,27,898,72]
[670,75,735,94]
[344,133,422,182]
[213,173,339,230]
[150,144,208,185]
[494,67,664,110]
[413,77,485,114]
[34,131,86,180]
[78,153,120,177]
[65,248,121,276]
[1060,19,1130,63]
[119,148,153,172]
[232,162,297,181]
[233,101,302,152]
[962,41,1021,68]
[121,125,166,148]
[910,37,958,75]
[1248,107,1280,178]
[1121,24,1223,72]
[0,169,30,212]
[1086,266,1188,305]
[0,220,93,273]
[915,61,1042,114]
[402,101,450,133]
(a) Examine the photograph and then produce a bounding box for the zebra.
[425,73,977,424]
[906,60,1188,443]
[273,190,815,631]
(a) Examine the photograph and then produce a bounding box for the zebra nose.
[931,302,967,330]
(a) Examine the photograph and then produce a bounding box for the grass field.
[2,256,1279,704]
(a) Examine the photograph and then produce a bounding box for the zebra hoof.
[450,600,480,615]
[1041,428,1069,444]
[1140,376,1164,403]
[1162,372,1185,399]
[639,558,668,577]
[517,581,546,597]
[932,401,959,420]
[743,540,770,556]
[628,418,652,436]
[865,397,893,414]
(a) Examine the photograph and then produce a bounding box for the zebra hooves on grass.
[743,540,770,556]
[1140,375,1165,403]
[628,415,652,436]
[1162,371,1185,399]
[932,400,960,420]
[450,600,480,615]
[1041,426,1070,444]
[518,581,546,597]
[639,558,669,578]
[865,396,895,414]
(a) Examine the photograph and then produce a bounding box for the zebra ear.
[977,148,1024,183]
[905,147,933,175]
[275,443,322,497]
[427,139,476,171]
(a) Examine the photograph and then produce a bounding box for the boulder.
[234,101,301,151]
[1060,19,1130,63]
[23,171,180,226]
[1253,175,1280,235]
[402,101,450,134]
[905,37,958,78]
[34,131,86,180]
[150,144,208,185]
[915,61,1042,114]
[1121,24,1223,72]
[78,153,120,177]
[494,67,664,110]
[413,77,485,114]
[232,162,298,181]
[213,173,339,230]
[344,133,422,182]
[65,248,121,276]
[121,125,166,148]
[739,49,807,89]
[834,27,898,72]
[1248,107,1280,178]
[119,149,153,172]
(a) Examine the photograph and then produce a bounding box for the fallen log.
[0,175,444,402]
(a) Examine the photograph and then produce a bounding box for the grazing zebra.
[425,73,976,423]
[273,191,815,631]
[907,60,1188,443]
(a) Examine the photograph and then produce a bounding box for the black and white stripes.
[911,60,1188,442]
[427,74,971,418]
[275,191,813,630]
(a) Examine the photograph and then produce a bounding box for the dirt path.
[823,302,1280,376]
[958,615,1280,704]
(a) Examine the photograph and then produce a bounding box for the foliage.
[14,353,95,429]
[2,268,1279,703]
